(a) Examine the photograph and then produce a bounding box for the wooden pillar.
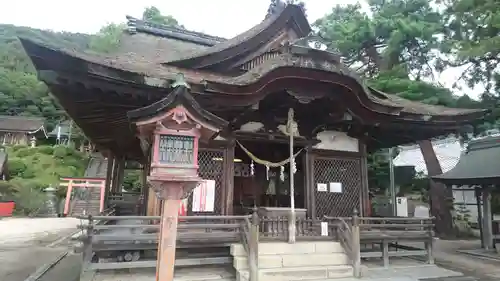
[103,154,114,208]
[110,157,119,194]
[359,143,370,217]
[303,147,314,218]
[141,164,149,216]
[309,150,317,219]
[223,138,235,215]
[482,186,493,250]
[115,157,125,193]
[475,187,484,248]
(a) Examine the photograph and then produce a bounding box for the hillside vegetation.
[1,145,89,216]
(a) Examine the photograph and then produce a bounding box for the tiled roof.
[393,137,464,176]
[116,16,227,64]
[0,115,45,133]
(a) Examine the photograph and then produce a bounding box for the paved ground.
[402,239,500,281]
[0,217,82,281]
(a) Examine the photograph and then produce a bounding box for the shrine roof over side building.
[0,115,46,134]
[432,135,500,185]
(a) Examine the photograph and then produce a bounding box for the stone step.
[234,252,349,270]
[175,266,235,281]
[237,265,353,281]
[231,241,344,257]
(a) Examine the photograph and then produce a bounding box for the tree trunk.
[418,139,454,236]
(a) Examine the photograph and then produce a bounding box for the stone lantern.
[127,74,227,280]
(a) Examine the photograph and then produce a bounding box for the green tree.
[143,6,181,27]
[440,0,500,94]
[315,0,467,235]
[89,23,124,54]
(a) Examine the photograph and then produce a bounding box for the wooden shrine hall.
[20,3,487,220]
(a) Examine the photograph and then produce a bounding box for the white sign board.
[192,180,216,212]
[414,205,430,218]
[317,183,328,192]
[329,182,342,193]
[396,197,408,217]
[321,222,329,236]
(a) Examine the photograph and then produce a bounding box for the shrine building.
[20,3,487,219]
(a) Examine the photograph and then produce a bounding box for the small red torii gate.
[61,177,106,216]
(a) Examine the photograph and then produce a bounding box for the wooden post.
[80,215,94,278]
[482,187,493,250]
[475,187,484,248]
[115,157,125,193]
[351,209,361,278]
[223,138,235,215]
[359,143,369,217]
[249,209,259,281]
[110,157,119,194]
[141,164,149,216]
[156,196,181,281]
[426,219,434,264]
[103,154,114,208]
[63,179,74,216]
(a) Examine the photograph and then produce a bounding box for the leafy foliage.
[440,0,500,94]
[6,145,88,191]
[143,6,182,27]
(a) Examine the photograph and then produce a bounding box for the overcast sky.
[0,0,480,98]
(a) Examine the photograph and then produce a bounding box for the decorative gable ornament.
[307,40,327,51]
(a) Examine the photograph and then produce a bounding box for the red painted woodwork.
[0,201,15,217]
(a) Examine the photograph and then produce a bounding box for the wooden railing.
[76,214,250,273]
[75,210,434,279]
[259,216,325,240]
[324,211,362,277]
[240,211,259,281]
[358,216,435,267]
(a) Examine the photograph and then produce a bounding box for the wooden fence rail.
[75,209,435,279]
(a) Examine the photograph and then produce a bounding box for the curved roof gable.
[165,4,311,71]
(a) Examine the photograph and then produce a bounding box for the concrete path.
[0,217,81,281]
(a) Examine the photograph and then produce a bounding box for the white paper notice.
[192,180,216,212]
[317,183,328,192]
[329,182,342,193]
[321,222,329,236]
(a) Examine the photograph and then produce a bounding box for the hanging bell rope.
[236,140,303,168]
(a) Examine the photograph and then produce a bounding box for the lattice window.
[158,135,195,164]
[188,149,224,215]
[313,156,361,218]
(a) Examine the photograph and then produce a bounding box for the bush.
[0,181,17,200]
[52,145,69,158]
[7,158,26,176]
[15,147,36,158]
[11,144,27,152]
[12,183,47,216]
[21,167,36,179]
[37,146,54,155]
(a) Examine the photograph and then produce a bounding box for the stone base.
[231,241,351,281]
